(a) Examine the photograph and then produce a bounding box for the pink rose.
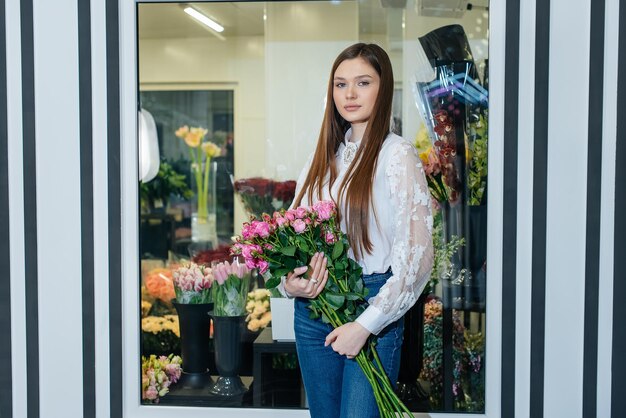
[256,259,269,274]
[295,207,307,219]
[275,216,288,227]
[313,201,335,221]
[324,231,336,244]
[241,223,255,240]
[252,220,271,238]
[230,243,243,255]
[242,244,262,260]
[284,210,296,221]
[292,219,306,233]
[245,257,256,270]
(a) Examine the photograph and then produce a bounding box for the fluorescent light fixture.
[183,6,224,33]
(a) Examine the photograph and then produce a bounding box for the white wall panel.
[543,0,591,417]
[6,0,27,416]
[91,0,111,416]
[32,0,83,416]
[597,1,619,417]
[515,0,536,415]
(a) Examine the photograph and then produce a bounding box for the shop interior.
[137,0,489,413]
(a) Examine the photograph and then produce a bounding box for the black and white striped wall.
[0,0,623,417]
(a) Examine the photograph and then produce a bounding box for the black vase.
[209,313,247,396]
[172,301,213,389]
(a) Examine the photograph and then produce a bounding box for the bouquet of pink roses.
[172,263,213,304]
[231,201,412,417]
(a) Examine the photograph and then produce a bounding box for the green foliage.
[140,158,193,211]
[141,330,180,357]
[468,113,488,206]
[428,210,466,292]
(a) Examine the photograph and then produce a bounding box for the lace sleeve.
[356,141,434,335]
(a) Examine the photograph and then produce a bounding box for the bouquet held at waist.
[231,200,412,417]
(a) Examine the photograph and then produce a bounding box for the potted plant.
[140,158,193,214]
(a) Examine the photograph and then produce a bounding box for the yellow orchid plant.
[175,126,221,220]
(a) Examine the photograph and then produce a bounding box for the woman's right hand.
[283,252,328,298]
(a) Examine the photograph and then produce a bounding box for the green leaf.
[331,241,343,260]
[280,245,296,256]
[354,279,364,294]
[284,257,297,270]
[296,236,310,252]
[265,276,281,289]
[274,268,291,278]
[325,293,346,309]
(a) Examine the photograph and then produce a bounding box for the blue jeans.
[294,269,404,418]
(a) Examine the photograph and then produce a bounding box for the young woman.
[280,43,434,418]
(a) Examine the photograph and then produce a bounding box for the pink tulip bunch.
[172,263,213,304]
[211,258,252,316]
[211,259,251,285]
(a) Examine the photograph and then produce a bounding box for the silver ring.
[310,278,318,284]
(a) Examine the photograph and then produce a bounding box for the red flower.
[272,180,297,202]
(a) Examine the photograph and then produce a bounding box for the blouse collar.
[343,128,362,147]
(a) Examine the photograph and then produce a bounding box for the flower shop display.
[419,298,484,411]
[245,289,271,332]
[141,315,181,357]
[171,263,215,389]
[173,263,213,304]
[233,177,297,219]
[190,243,232,266]
[144,267,176,303]
[209,259,252,397]
[175,125,221,243]
[211,259,251,316]
[140,158,193,214]
[141,354,182,404]
[413,24,489,319]
[232,200,412,417]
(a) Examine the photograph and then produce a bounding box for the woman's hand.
[283,252,328,298]
[324,322,371,359]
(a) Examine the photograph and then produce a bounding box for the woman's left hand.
[324,322,371,359]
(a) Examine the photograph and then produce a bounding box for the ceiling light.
[183,6,224,33]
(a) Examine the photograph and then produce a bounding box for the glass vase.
[191,212,218,245]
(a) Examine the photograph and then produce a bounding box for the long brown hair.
[292,43,394,259]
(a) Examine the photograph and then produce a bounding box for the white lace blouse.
[281,129,434,335]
